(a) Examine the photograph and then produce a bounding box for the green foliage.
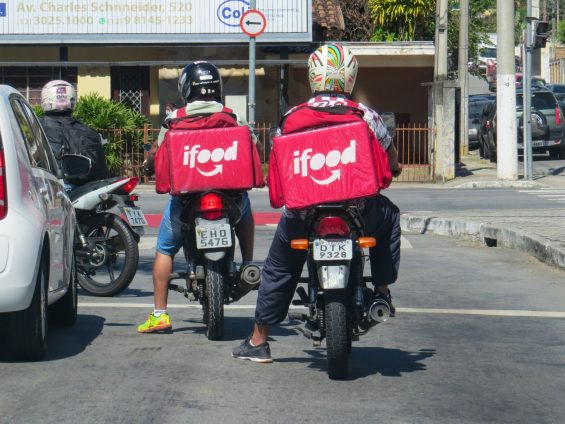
[557,20,565,45]
[35,94,150,174]
[72,93,150,174]
[369,0,435,41]
[370,28,398,42]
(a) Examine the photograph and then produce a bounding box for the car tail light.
[556,107,561,126]
[316,217,349,237]
[486,121,491,130]
[0,148,6,220]
[200,193,223,220]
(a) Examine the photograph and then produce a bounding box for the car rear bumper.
[0,214,42,313]
[517,138,562,150]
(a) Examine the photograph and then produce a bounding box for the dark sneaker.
[374,290,396,317]
[232,338,273,363]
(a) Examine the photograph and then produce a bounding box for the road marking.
[518,189,565,204]
[78,303,565,317]
[518,189,565,193]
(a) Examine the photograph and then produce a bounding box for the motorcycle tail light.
[290,239,309,250]
[120,177,139,194]
[0,148,6,220]
[129,194,139,202]
[556,107,561,126]
[200,193,223,220]
[316,216,349,237]
[357,237,377,248]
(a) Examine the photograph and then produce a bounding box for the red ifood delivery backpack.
[154,108,265,195]
[268,101,392,210]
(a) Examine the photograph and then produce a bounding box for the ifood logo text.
[217,0,250,27]
[182,142,239,177]
[293,141,357,185]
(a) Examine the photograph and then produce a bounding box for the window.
[0,67,77,105]
[11,97,51,171]
[517,93,557,111]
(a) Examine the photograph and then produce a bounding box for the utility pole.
[523,0,534,181]
[497,0,518,180]
[433,0,455,181]
[458,0,469,157]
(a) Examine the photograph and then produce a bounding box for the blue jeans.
[156,192,252,257]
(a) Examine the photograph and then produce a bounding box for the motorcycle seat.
[68,177,125,202]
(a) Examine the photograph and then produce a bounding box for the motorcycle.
[167,190,261,341]
[62,154,146,297]
[287,203,391,380]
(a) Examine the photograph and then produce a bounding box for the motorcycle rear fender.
[317,263,350,290]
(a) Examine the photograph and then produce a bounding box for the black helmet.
[178,61,222,103]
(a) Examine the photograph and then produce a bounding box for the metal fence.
[106,122,435,182]
[394,123,435,182]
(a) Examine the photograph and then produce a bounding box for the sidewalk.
[399,151,565,271]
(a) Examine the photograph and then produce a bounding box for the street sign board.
[0,0,312,44]
[240,10,266,37]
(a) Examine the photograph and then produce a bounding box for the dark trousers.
[255,195,401,326]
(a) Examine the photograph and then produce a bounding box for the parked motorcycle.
[167,190,261,341]
[62,154,146,297]
[287,203,390,380]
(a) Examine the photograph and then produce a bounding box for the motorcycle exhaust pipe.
[367,298,391,324]
[231,264,261,300]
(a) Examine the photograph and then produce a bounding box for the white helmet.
[308,43,358,94]
[41,80,76,113]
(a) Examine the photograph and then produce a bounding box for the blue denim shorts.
[156,192,252,257]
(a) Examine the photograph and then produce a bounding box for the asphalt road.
[135,185,565,217]
[2,232,565,424]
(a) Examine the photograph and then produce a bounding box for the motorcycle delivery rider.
[232,43,403,363]
[39,80,109,189]
[138,61,257,333]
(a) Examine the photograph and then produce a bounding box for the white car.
[0,85,77,360]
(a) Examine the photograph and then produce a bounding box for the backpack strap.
[166,110,239,130]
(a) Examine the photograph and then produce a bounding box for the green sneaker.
[137,312,172,333]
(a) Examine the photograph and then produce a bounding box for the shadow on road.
[0,314,105,362]
[276,347,436,381]
[172,316,299,341]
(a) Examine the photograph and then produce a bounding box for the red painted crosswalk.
[144,212,282,228]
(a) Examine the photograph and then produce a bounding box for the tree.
[557,20,565,44]
[326,0,375,41]
[369,0,435,41]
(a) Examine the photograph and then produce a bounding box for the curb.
[400,215,565,271]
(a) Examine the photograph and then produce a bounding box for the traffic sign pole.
[240,5,266,129]
[249,16,256,126]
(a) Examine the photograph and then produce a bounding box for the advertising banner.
[0,0,312,43]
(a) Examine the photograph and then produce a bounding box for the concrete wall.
[288,66,432,124]
[1,45,434,129]
[77,67,111,98]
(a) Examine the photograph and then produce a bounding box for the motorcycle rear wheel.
[325,291,350,380]
[203,261,224,341]
[76,214,139,297]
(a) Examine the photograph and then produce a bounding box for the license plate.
[532,140,545,147]
[313,239,353,261]
[195,223,232,249]
[122,206,148,226]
